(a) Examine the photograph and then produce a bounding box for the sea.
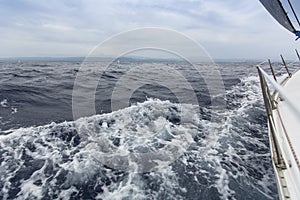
[0,60,290,200]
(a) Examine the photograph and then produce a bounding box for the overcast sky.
[0,0,299,60]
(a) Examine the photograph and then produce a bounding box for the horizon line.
[0,56,271,62]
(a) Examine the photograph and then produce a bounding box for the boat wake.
[0,75,277,200]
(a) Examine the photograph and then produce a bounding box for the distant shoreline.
[0,56,268,63]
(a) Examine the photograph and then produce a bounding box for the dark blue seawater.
[0,61,279,199]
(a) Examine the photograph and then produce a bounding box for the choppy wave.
[0,99,18,131]
[0,99,201,199]
[0,73,278,200]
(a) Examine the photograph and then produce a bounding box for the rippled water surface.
[0,61,281,199]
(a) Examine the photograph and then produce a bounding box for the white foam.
[11,107,17,114]
[216,166,236,200]
[0,75,277,199]
[0,99,8,107]
[17,179,43,200]
[0,99,201,199]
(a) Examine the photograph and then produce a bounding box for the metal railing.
[257,66,286,168]
[257,49,300,169]
[258,49,300,84]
